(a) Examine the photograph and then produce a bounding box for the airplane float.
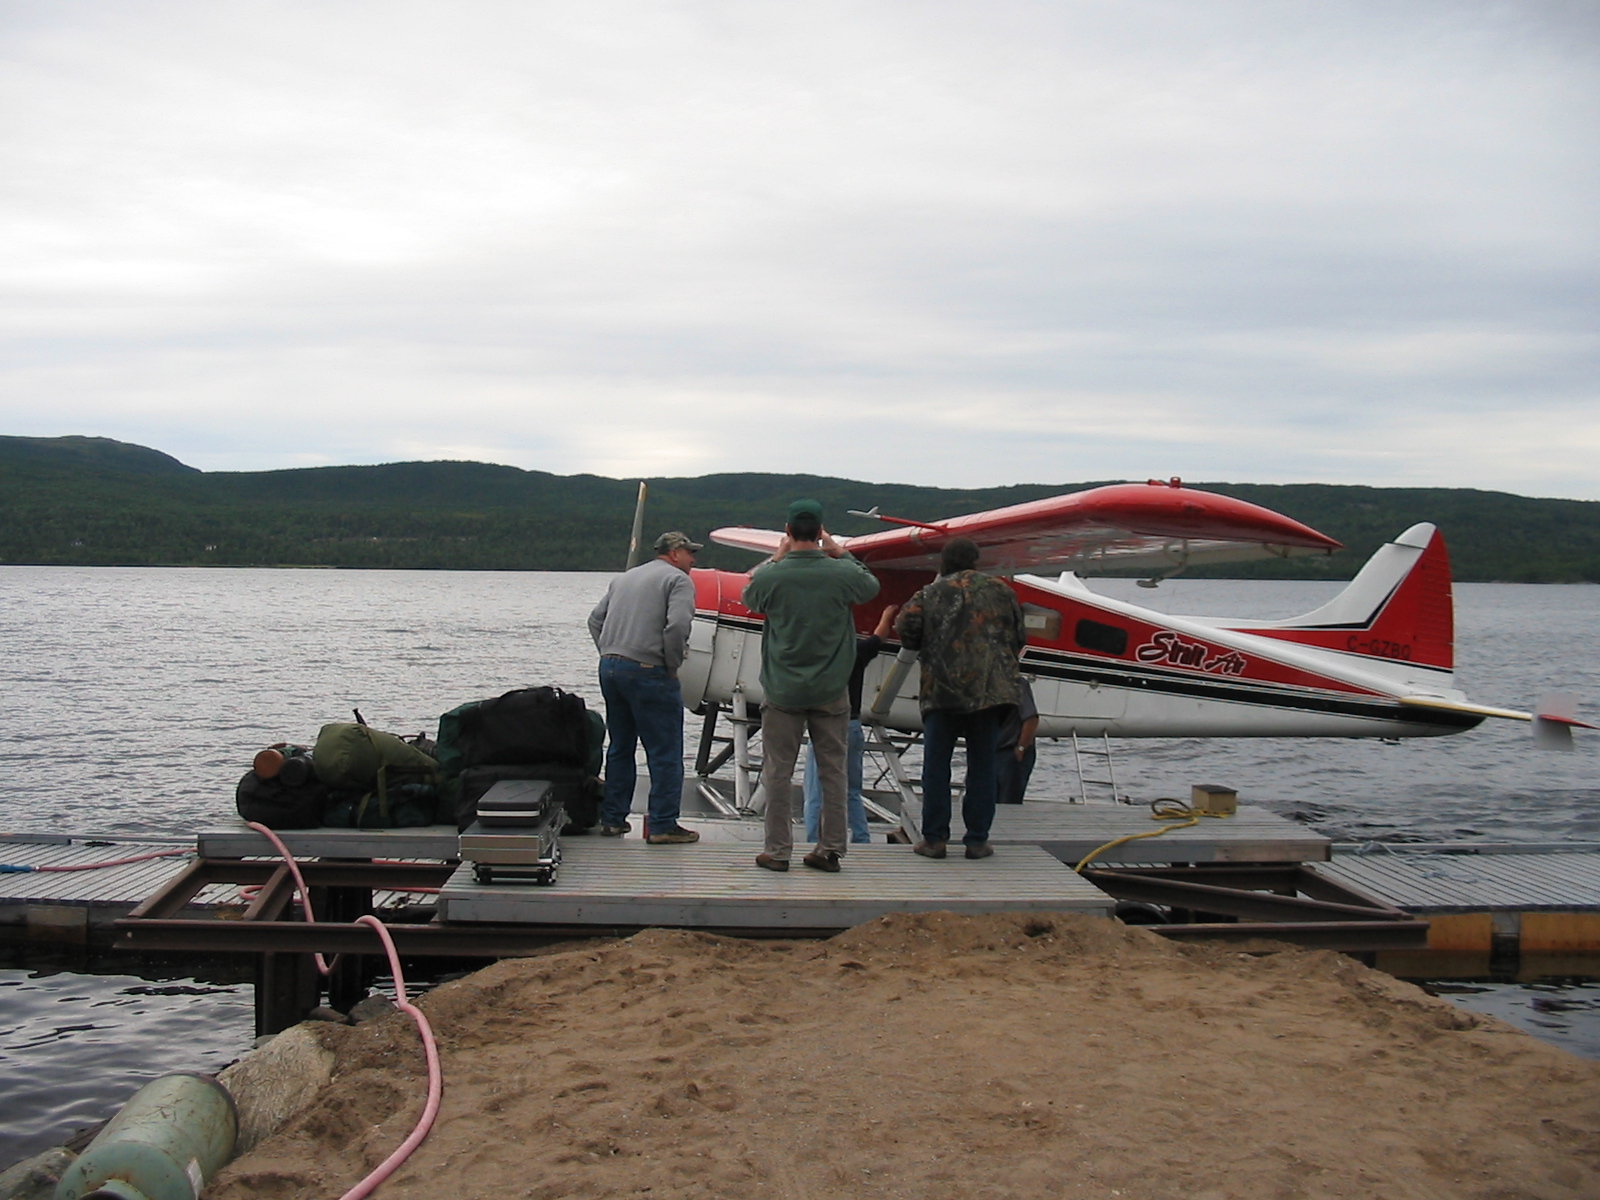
[673,479,1589,770]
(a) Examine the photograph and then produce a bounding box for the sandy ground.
[208,913,1600,1200]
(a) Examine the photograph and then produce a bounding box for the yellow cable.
[1072,799,1230,873]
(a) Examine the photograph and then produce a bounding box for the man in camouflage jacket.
[895,537,1025,859]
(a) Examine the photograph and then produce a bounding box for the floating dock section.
[15,819,1600,997]
[438,841,1109,931]
[1320,847,1600,978]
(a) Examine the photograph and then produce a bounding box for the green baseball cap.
[787,498,824,523]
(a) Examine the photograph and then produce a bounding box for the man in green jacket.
[741,499,881,872]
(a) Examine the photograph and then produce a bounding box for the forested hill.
[3,435,1598,581]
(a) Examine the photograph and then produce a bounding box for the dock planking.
[984,802,1329,865]
[1320,851,1600,913]
[0,838,222,937]
[585,803,1329,865]
[439,841,1111,929]
[0,835,431,939]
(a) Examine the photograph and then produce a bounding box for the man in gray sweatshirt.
[588,531,703,843]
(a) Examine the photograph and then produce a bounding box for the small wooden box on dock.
[1191,785,1238,816]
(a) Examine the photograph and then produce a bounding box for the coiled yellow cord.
[1072,798,1231,873]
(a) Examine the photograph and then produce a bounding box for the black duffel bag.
[322,782,441,829]
[454,687,591,769]
[236,770,328,830]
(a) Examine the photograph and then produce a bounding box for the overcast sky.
[1,2,1596,497]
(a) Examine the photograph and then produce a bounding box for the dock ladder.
[1069,732,1129,804]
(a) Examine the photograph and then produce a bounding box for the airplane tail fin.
[1231,523,1455,672]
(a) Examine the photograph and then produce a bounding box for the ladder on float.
[691,695,922,837]
[692,649,933,839]
[1069,732,1128,804]
[860,722,924,842]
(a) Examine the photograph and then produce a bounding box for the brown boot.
[913,840,947,859]
[755,853,789,872]
[802,850,841,873]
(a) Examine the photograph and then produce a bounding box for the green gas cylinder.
[55,1073,238,1200]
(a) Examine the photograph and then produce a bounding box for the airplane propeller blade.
[624,481,648,571]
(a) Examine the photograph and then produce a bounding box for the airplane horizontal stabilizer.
[1532,694,1598,749]
[1399,695,1531,722]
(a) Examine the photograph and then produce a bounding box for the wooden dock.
[18,818,1600,973]
[439,841,1109,930]
[0,836,213,940]
[0,833,426,942]
[556,802,1330,865]
[986,803,1329,864]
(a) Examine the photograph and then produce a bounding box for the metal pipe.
[731,689,755,813]
[868,646,919,717]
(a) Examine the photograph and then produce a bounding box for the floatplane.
[658,479,1587,821]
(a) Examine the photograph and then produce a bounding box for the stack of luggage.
[234,685,605,887]
[440,686,606,885]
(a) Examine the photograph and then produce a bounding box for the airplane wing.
[710,481,1341,575]
[707,527,785,557]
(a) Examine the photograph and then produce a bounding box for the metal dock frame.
[1081,863,1429,951]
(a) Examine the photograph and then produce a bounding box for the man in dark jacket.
[895,537,1024,859]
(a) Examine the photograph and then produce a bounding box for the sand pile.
[209,913,1600,1200]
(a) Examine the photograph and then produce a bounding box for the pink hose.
[34,849,190,872]
[242,822,444,1197]
[338,915,444,1200]
[244,821,336,975]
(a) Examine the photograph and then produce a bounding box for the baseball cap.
[787,498,824,523]
[654,531,704,554]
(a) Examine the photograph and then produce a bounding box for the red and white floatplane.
[676,479,1584,751]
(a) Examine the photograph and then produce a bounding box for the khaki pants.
[759,695,850,860]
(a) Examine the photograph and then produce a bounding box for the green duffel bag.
[313,722,442,820]
[313,722,438,787]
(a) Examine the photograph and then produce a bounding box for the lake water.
[2,567,1597,840]
[1,567,1597,1166]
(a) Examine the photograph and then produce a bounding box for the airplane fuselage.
[678,566,1482,740]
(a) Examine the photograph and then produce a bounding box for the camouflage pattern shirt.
[895,570,1025,714]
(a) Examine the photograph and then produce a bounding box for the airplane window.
[1020,603,1063,641]
[1075,618,1128,656]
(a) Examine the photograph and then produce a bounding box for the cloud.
[0,1,1595,495]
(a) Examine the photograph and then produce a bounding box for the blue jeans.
[996,740,1037,805]
[598,656,684,831]
[804,719,871,843]
[920,706,1003,845]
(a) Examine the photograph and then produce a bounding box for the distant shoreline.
[6,434,1598,582]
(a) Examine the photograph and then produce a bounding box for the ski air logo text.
[1135,631,1247,676]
